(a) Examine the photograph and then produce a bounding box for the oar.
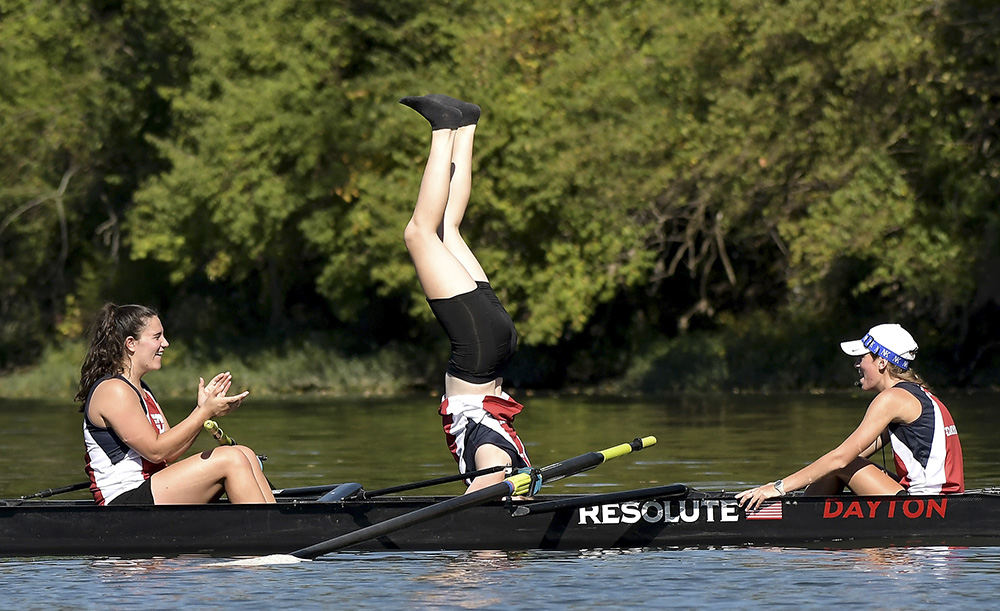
[20,421,258,501]
[272,465,507,499]
[360,465,507,498]
[203,420,267,462]
[203,419,273,489]
[216,435,656,566]
[19,481,91,500]
[292,435,656,559]
[510,483,689,516]
[203,420,236,445]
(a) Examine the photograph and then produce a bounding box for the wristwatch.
[773,479,786,495]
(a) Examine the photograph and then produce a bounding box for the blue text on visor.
[862,334,911,370]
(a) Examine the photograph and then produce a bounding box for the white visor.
[839,339,870,356]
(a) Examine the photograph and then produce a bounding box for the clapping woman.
[78,303,275,505]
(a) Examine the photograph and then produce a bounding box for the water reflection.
[5,547,1000,608]
[91,557,173,578]
[849,546,961,578]
[2,392,999,497]
[413,550,523,608]
[736,545,974,580]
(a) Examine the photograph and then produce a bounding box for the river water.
[1,391,998,608]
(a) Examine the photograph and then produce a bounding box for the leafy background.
[2,0,999,396]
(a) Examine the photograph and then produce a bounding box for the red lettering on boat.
[903,499,924,518]
[823,499,843,518]
[926,498,947,518]
[842,501,864,518]
[866,500,881,517]
[822,497,946,520]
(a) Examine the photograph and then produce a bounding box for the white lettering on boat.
[578,499,741,525]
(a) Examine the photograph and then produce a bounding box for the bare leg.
[150,445,276,504]
[802,457,904,496]
[441,124,489,283]
[403,128,478,300]
[233,445,276,502]
[466,444,513,493]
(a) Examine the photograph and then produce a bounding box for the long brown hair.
[76,303,158,405]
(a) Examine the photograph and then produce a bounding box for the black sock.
[399,96,463,130]
[426,94,481,126]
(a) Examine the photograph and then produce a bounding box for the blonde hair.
[884,360,930,390]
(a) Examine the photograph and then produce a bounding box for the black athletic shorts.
[462,421,529,476]
[428,282,517,383]
[108,478,154,505]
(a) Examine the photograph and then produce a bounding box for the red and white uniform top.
[440,392,530,481]
[889,382,964,494]
[83,375,168,505]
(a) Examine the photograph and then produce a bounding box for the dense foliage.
[3,0,999,391]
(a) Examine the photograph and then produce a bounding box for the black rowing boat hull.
[3,488,999,556]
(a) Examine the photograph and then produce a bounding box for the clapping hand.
[197,372,250,418]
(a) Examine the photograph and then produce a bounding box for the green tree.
[1,0,188,366]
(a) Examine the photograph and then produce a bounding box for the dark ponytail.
[76,303,158,405]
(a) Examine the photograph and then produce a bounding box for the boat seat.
[317,482,363,502]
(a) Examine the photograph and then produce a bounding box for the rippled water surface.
[1,392,998,608]
[5,547,1000,609]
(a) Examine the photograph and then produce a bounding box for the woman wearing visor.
[737,323,964,510]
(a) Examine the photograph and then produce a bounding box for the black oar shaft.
[19,481,90,500]
[273,466,508,499]
[290,436,656,559]
[291,479,516,558]
[511,484,689,517]
[361,465,506,498]
[23,423,259,502]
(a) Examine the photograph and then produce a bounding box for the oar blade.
[208,554,307,567]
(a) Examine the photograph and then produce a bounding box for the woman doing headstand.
[400,94,531,493]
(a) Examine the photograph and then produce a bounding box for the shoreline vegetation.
[4,329,997,401]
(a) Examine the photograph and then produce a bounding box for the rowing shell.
[3,486,999,556]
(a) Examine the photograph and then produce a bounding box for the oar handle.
[204,420,268,472]
[204,420,236,446]
[538,436,657,486]
[600,436,657,461]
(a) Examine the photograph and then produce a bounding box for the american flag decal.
[746,500,783,520]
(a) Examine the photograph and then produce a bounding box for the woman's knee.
[204,445,252,472]
[404,218,425,246]
[233,444,255,459]
[234,445,264,470]
[405,216,444,245]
